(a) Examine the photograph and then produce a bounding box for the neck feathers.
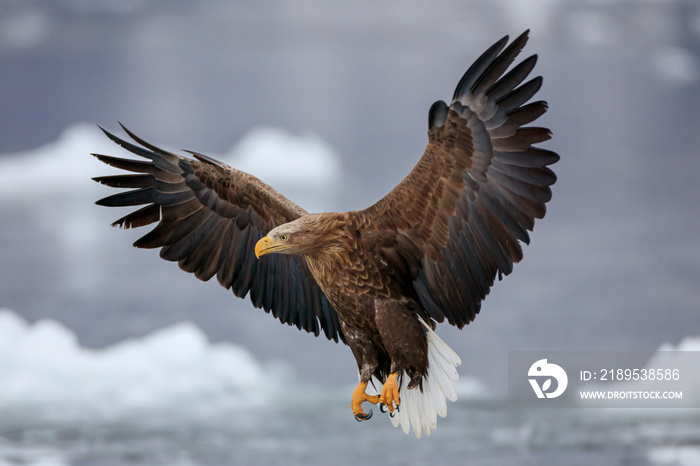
[298,212,352,258]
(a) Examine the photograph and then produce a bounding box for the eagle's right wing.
[93,125,343,342]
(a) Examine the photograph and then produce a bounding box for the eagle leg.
[378,372,400,414]
[351,381,380,422]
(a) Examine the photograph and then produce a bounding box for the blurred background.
[1,0,699,465]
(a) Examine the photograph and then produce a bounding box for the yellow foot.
[351,381,380,422]
[379,372,400,414]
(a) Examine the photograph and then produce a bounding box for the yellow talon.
[379,372,400,413]
[351,381,379,421]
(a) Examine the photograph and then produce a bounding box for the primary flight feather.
[93,30,558,437]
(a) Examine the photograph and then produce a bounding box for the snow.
[494,0,563,35]
[651,46,700,85]
[644,336,700,407]
[647,446,700,466]
[579,336,700,409]
[0,123,341,212]
[567,9,618,47]
[0,123,113,202]
[658,336,700,352]
[0,10,51,49]
[225,126,342,192]
[454,376,489,400]
[0,305,492,427]
[0,309,283,419]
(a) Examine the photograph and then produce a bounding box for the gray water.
[4,401,700,465]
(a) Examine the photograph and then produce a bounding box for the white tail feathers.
[389,317,461,437]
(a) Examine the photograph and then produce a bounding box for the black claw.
[380,402,399,417]
[354,409,373,422]
[396,404,400,413]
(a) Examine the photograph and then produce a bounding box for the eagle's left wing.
[360,31,558,328]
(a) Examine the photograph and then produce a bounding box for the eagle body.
[296,212,431,388]
[93,30,558,437]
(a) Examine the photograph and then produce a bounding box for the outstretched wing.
[361,30,558,328]
[93,125,343,342]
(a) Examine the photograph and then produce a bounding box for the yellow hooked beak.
[255,235,284,258]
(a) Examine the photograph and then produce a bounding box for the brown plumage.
[93,30,558,437]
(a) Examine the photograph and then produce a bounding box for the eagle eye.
[280,234,289,241]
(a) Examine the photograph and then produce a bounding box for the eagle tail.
[390,317,462,437]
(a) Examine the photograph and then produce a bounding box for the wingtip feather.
[184,149,225,168]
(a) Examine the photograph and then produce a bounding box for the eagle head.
[255,213,345,258]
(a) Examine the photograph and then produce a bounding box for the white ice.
[0,122,341,212]
[579,336,700,409]
[647,446,700,466]
[0,309,285,420]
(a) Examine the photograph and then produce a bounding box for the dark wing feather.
[360,31,558,328]
[93,124,343,342]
